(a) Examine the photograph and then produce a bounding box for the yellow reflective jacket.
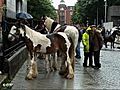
[82,32,89,52]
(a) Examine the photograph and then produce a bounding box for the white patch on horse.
[57,32,71,50]
[8,26,16,38]
[21,25,51,53]
[64,26,79,55]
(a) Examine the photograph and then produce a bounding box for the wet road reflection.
[11,48,120,89]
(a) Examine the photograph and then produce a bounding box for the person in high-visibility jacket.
[82,26,94,67]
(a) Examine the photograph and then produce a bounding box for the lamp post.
[97,6,98,25]
[96,0,99,26]
[104,0,107,22]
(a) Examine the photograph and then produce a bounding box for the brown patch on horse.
[59,36,75,78]
[34,44,42,53]
[24,37,34,59]
[46,33,67,54]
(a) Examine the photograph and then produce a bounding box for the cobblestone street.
[10,44,120,89]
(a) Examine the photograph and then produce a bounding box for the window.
[60,11,64,16]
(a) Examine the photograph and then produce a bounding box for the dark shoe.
[98,64,101,68]
[92,66,100,69]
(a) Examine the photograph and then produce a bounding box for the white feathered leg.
[52,52,58,71]
[45,54,50,73]
[26,54,38,80]
[66,58,74,79]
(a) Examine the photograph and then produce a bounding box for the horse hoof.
[25,75,33,80]
[53,67,58,71]
[66,74,74,79]
[32,74,38,78]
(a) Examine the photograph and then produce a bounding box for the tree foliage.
[27,0,57,20]
[72,0,120,25]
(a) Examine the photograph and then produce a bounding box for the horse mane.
[22,25,51,46]
[45,17,54,31]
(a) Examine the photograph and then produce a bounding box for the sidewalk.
[1,43,120,89]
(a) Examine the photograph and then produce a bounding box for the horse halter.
[9,28,20,39]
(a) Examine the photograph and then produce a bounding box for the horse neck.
[21,25,42,39]
[24,25,33,36]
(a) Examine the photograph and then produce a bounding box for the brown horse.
[8,25,75,79]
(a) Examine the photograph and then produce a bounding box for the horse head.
[35,19,48,34]
[8,23,26,41]
[40,16,59,33]
[8,25,21,41]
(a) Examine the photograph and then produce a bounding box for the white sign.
[103,22,113,31]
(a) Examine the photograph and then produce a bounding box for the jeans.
[94,50,101,68]
[76,41,81,57]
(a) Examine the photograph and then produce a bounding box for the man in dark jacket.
[91,25,104,69]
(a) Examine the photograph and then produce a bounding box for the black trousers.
[94,50,101,68]
[83,52,93,66]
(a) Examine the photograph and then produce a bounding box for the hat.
[91,25,96,27]
[86,26,92,31]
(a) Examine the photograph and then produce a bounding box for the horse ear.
[42,15,47,20]
[19,23,25,30]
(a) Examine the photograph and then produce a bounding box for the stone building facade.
[6,0,27,19]
[108,6,120,26]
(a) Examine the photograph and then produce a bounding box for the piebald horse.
[8,24,74,79]
[41,16,79,56]
[101,27,120,48]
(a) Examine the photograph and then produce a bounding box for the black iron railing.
[4,41,25,59]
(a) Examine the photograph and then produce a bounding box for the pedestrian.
[75,28,82,59]
[82,26,94,67]
[91,25,103,69]
[74,23,82,59]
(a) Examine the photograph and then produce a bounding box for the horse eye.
[13,28,17,30]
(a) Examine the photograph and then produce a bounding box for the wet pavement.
[11,44,120,89]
